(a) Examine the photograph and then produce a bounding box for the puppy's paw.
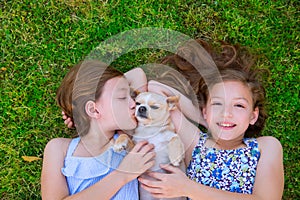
[113,134,134,152]
[168,136,185,166]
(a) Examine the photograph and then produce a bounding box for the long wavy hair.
[56,60,123,136]
[160,39,267,137]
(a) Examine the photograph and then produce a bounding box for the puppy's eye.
[136,102,141,106]
[150,105,159,109]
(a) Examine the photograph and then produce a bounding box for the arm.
[148,80,207,128]
[41,139,155,200]
[41,138,70,199]
[124,67,147,93]
[138,136,284,200]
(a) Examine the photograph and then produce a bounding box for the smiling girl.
[138,41,284,200]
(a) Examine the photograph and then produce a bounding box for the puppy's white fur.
[134,92,185,170]
[136,92,185,200]
[114,92,185,200]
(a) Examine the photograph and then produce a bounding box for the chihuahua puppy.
[114,92,185,200]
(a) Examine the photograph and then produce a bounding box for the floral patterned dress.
[186,133,260,194]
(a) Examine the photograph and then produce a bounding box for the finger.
[67,121,74,128]
[146,171,165,181]
[131,141,149,152]
[138,143,155,155]
[142,151,156,163]
[160,164,177,173]
[138,177,160,188]
[140,183,162,194]
[142,160,155,172]
[64,118,72,125]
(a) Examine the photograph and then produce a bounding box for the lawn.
[1,0,299,199]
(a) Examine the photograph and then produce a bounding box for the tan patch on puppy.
[113,134,134,152]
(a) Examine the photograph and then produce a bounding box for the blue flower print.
[202,177,211,185]
[241,164,249,172]
[212,181,221,189]
[248,140,256,148]
[193,148,200,157]
[241,155,248,163]
[202,169,210,177]
[212,168,223,180]
[187,134,260,194]
[230,181,242,193]
[251,149,260,158]
[222,167,230,176]
[206,150,217,162]
[225,157,232,166]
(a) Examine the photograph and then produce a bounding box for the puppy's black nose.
[138,106,147,114]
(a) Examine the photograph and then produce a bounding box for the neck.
[207,135,245,150]
[80,122,115,156]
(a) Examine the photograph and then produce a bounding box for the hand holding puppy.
[117,141,156,182]
[138,164,191,199]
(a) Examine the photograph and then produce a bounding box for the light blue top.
[61,137,139,199]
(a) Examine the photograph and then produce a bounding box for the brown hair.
[160,39,267,137]
[56,60,123,136]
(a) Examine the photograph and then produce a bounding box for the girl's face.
[95,76,137,131]
[203,81,259,141]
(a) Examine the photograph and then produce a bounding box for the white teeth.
[219,123,234,127]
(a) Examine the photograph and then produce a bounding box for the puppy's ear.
[130,89,140,99]
[167,95,180,110]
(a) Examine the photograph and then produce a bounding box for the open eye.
[150,105,159,109]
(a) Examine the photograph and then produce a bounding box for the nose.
[223,105,233,118]
[138,106,147,114]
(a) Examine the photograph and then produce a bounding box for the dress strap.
[197,132,207,146]
[243,138,259,148]
[66,137,81,157]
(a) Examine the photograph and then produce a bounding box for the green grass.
[1,0,299,199]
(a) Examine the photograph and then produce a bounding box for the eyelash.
[235,104,245,108]
[211,102,245,108]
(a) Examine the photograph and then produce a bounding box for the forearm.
[186,180,261,200]
[64,170,132,200]
[125,67,147,92]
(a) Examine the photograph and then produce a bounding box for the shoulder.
[257,136,282,151]
[44,138,72,158]
[256,136,283,161]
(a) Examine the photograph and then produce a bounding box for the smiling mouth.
[217,122,236,128]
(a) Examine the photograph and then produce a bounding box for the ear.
[202,107,207,120]
[130,89,140,99]
[249,107,259,125]
[85,100,101,118]
[166,95,179,111]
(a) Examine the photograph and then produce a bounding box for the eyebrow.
[115,88,129,94]
[211,96,250,103]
